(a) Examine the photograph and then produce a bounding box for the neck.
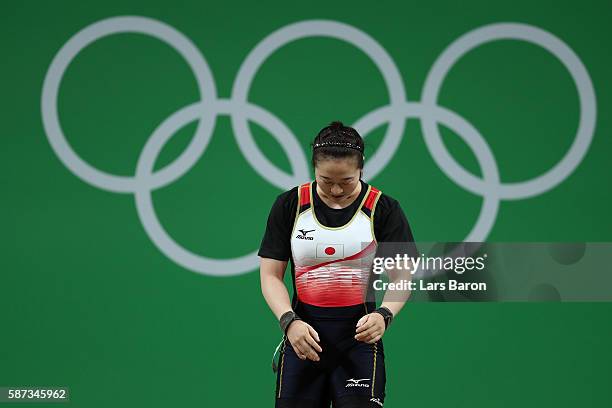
[316,181,362,209]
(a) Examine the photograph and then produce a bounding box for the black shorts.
[275,303,386,408]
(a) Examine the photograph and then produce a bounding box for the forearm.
[380,262,413,317]
[261,273,293,320]
[380,296,409,318]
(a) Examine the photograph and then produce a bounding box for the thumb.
[356,314,369,327]
[307,324,320,342]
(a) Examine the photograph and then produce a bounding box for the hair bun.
[310,120,365,168]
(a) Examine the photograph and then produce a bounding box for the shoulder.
[375,192,401,213]
[275,185,299,205]
[369,187,411,229]
[367,184,401,216]
[266,185,300,219]
[369,188,415,242]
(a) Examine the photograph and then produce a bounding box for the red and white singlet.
[290,181,382,307]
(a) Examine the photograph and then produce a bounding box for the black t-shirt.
[258,180,416,261]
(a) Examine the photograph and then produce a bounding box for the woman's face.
[314,156,362,201]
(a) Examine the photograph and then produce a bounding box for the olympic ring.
[421,23,596,200]
[41,16,597,276]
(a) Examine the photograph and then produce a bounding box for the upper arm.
[374,196,419,269]
[259,257,288,280]
[375,198,415,243]
[258,189,297,262]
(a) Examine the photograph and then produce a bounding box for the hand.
[354,313,385,343]
[286,320,323,362]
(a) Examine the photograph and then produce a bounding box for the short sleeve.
[257,188,298,261]
[373,195,419,258]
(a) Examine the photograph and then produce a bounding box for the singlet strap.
[298,182,311,214]
[361,186,381,218]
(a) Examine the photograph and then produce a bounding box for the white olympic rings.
[41,16,596,276]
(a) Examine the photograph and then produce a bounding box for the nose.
[331,184,344,196]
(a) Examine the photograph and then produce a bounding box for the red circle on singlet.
[325,246,336,255]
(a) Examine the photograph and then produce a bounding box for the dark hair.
[311,120,365,169]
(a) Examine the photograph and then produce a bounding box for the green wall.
[1,0,611,406]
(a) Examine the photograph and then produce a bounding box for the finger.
[355,318,376,333]
[306,349,320,362]
[293,344,307,360]
[307,324,321,343]
[357,313,385,333]
[355,330,377,341]
[298,341,320,361]
[298,339,316,355]
[356,315,368,328]
[367,334,382,344]
[355,327,380,341]
[305,333,323,353]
